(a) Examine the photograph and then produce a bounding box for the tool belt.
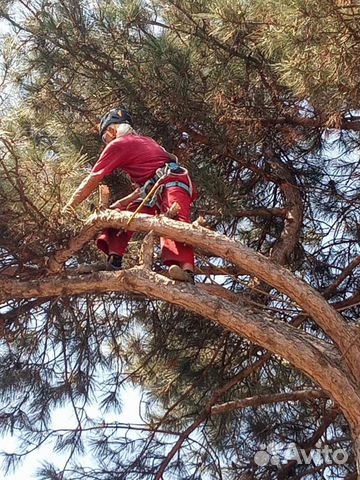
[139,161,193,208]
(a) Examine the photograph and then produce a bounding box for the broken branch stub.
[99,185,110,208]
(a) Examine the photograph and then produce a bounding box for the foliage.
[0,0,359,478]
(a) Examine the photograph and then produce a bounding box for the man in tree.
[64,108,197,282]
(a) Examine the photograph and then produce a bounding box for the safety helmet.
[99,108,133,139]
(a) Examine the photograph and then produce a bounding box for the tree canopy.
[0,0,359,479]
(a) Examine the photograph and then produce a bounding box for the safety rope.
[126,175,165,227]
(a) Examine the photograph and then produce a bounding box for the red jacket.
[91,135,172,185]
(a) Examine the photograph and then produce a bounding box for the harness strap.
[142,162,191,198]
[127,162,192,225]
[140,180,192,209]
[164,181,192,195]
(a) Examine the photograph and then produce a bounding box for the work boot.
[108,254,123,270]
[168,265,195,283]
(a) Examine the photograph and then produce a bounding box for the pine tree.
[0,0,359,478]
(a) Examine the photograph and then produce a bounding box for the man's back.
[91,134,170,185]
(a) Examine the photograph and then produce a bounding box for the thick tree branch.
[0,267,359,433]
[248,155,304,303]
[267,158,303,266]
[43,210,360,382]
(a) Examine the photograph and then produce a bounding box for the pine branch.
[323,255,360,297]
[154,411,207,480]
[230,114,360,131]
[185,128,279,184]
[277,408,339,479]
[211,389,328,415]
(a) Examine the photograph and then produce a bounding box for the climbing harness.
[142,162,193,202]
[126,161,193,226]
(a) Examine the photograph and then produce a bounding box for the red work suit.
[91,134,197,267]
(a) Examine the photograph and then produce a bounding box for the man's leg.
[160,185,195,282]
[97,227,131,269]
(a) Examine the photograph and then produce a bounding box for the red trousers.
[97,184,196,267]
